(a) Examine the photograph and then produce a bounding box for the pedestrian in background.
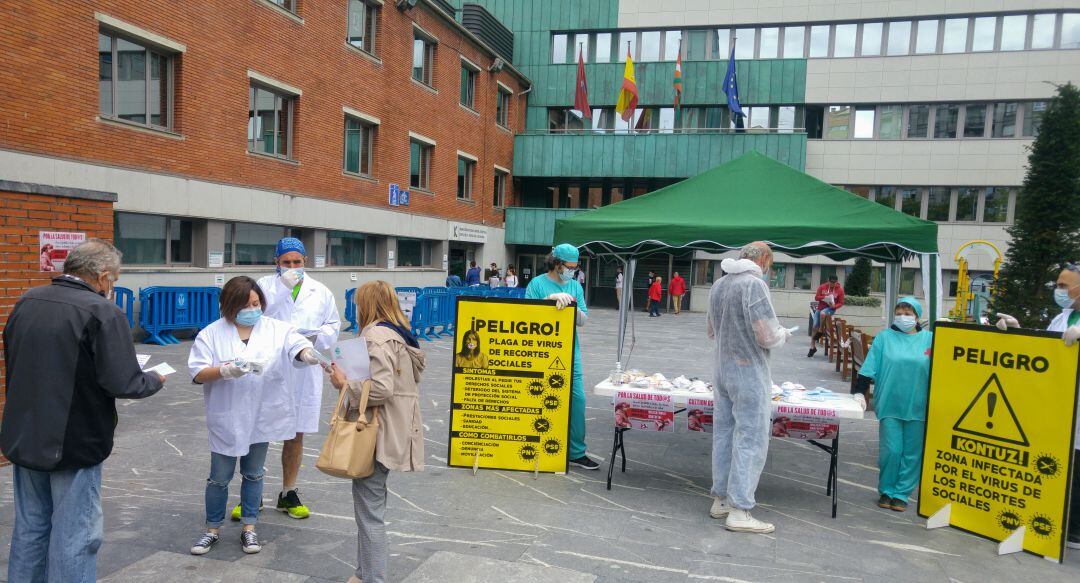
[330,281,426,583]
[2,239,165,582]
[649,276,664,317]
[670,271,687,315]
[808,275,845,358]
[488,262,502,287]
[615,266,624,307]
[188,276,323,555]
[258,237,340,520]
[504,266,518,288]
[465,261,481,286]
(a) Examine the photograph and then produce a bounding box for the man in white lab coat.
[254,237,340,519]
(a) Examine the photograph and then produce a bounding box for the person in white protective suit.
[187,276,324,556]
[706,242,793,534]
[255,237,341,519]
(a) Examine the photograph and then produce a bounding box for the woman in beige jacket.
[330,280,424,583]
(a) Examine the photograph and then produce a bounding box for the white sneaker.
[724,508,775,534]
[709,496,731,519]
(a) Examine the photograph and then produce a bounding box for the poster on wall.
[39,231,86,272]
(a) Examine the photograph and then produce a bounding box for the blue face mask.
[1054,288,1076,309]
[236,307,262,326]
[894,314,917,332]
[559,268,574,283]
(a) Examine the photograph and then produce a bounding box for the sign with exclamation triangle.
[952,373,1029,446]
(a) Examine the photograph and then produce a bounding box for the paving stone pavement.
[2,307,1077,582]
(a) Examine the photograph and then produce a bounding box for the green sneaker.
[230,502,264,521]
[276,490,310,519]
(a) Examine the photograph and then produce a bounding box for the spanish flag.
[673,51,683,126]
[615,49,638,122]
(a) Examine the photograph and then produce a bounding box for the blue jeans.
[8,463,103,583]
[205,443,269,528]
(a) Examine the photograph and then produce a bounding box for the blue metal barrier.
[114,286,134,328]
[139,286,220,345]
[507,287,526,299]
[343,288,357,332]
[421,287,451,338]
[410,293,433,341]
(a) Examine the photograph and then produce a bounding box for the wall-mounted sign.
[39,231,86,272]
[389,183,410,207]
[449,223,487,243]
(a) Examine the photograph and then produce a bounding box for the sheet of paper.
[136,354,152,368]
[332,337,370,380]
[144,362,177,377]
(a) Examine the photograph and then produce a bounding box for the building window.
[875,186,897,210]
[410,140,432,190]
[617,31,637,61]
[759,27,779,58]
[1063,14,1080,49]
[1031,14,1057,49]
[992,102,1018,138]
[833,24,857,57]
[942,18,968,53]
[496,87,511,127]
[344,116,375,176]
[228,222,286,266]
[793,265,813,290]
[907,105,929,138]
[573,33,589,61]
[927,187,950,221]
[934,104,959,138]
[457,156,475,200]
[915,19,938,53]
[114,213,166,264]
[639,31,661,61]
[661,31,681,61]
[777,106,796,133]
[878,105,902,139]
[826,105,851,139]
[870,267,886,293]
[594,32,612,62]
[396,238,430,267]
[347,0,379,55]
[963,104,987,137]
[972,17,996,51]
[900,187,921,216]
[715,29,730,57]
[98,30,174,129]
[769,263,787,289]
[248,84,294,159]
[460,62,477,109]
[734,28,756,59]
[983,187,1010,223]
[900,269,917,295]
[694,260,716,284]
[783,26,805,57]
[955,187,979,221]
[328,231,376,266]
[268,0,295,11]
[861,22,883,56]
[853,108,875,138]
[808,25,829,57]
[552,33,567,63]
[1000,15,1027,51]
[685,29,709,59]
[493,170,508,208]
[1023,102,1047,137]
[412,34,435,86]
[886,21,911,55]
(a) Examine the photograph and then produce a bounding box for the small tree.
[993,83,1080,327]
[845,258,872,296]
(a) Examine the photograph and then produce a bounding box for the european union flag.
[722,44,744,125]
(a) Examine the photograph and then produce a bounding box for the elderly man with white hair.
[706,241,793,534]
[1,238,165,582]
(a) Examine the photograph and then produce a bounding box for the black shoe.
[889,498,908,512]
[190,531,219,555]
[877,494,891,509]
[807,347,818,358]
[569,456,600,470]
[240,530,262,554]
[1067,534,1080,550]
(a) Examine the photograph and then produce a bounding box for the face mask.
[1054,288,1076,309]
[467,342,477,350]
[281,267,304,284]
[559,268,574,283]
[236,307,262,326]
[894,315,918,332]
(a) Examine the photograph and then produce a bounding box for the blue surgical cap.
[897,295,923,318]
[275,237,306,258]
[553,243,579,263]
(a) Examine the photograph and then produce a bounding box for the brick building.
[0,0,530,301]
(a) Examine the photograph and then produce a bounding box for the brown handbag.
[316,380,378,479]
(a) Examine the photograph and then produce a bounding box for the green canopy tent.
[551,151,942,363]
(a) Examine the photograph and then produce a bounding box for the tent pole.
[919,253,942,324]
[618,257,636,365]
[885,262,901,326]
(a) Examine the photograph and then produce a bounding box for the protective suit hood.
[720,258,763,277]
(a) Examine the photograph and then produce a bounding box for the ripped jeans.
[204,442,269,528]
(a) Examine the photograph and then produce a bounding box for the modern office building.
[1,0,529,295]
[465,0,1080,317]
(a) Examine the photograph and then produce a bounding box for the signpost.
[919,323,1079,562]
[448,297,576,473]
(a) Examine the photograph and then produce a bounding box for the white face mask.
[894,315,918,332]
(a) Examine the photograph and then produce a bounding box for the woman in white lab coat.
[187,276,322,556]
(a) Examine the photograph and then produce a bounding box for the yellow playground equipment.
[950,240,1003,321]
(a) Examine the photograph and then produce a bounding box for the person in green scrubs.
[525,244,597,470]
[852,296,933,512]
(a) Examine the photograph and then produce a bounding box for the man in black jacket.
[1,239,164,583]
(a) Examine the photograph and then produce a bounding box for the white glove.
[995,313,1020,330]
[220,362,249,380]
[546,293,575,309]
[786,326,800,335]
[298,348,321,366]
[1064,325,1080,347]
[280,268,303,288]
[853,393,867,411]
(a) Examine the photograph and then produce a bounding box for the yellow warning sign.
[448,297,576,473]
[918,323,1079,562]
